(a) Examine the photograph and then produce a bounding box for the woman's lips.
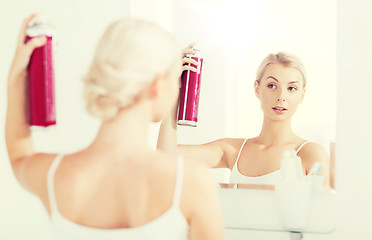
[272,107,287,114]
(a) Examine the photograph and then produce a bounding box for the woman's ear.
[254,80,261,98]
[146,74,164,100]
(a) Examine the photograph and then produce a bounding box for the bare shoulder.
[299,142,328,158]
[180,157,216,194]
[149,152,215,199]
[12,153,58,192]
[215,137,245,154]
[298,142,329,172]
[216,137,246,147]
[149,150,215,187]
[200,137,244,153]
[218,138,255,167]
[181,157,224,238]
[181,157,218,210]
[176,156,211,188]
[10,153,61,213]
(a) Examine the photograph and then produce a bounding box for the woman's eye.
[268,84,277,89]
[288,86,297,91]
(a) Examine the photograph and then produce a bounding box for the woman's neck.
[256,117,297,146]
[89,100,153,155]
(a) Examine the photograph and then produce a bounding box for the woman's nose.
[277,89,286,102]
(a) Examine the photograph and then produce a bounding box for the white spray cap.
[26,15,54,37]
[28,15,46,27]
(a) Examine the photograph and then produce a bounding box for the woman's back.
[47,150,191,239]
[49,151,179,226]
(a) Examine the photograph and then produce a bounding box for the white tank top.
[230,139,310,184]
[47,155,189,240]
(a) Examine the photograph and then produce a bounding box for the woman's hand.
[157,43,201,154]
[181,43,199,73]
[8,13,47,81]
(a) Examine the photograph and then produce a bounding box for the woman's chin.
[265,113,292,122]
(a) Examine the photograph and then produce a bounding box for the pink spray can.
[26,17,56,127]
[178,49,204,127]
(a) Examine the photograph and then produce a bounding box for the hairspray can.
[26,17,56,127]
[178,49,204,127]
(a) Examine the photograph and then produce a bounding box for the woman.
[158,44,330,189]
[6,14,224,240]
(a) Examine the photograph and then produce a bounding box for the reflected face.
[255,64,305,122]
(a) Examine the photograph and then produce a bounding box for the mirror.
[173,0,336,185]
[172,0,337,233]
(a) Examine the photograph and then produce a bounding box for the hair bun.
[83,18,180,121]
[84,62,149,120]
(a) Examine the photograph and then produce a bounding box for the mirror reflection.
[160,0,337,192]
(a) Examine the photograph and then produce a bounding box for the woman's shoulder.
[180,157,220,212]
[178,156,224,237]
[182,157,212,183]
[298,141,328,156]
[214,137,250,151]
[297,141,329,171]
[150,151,210,181]
[213,137,256,168]
[217,137,252,144]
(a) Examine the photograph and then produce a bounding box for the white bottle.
[276,150,311,229]
[280,150,299,182]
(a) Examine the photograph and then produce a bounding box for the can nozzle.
[28,15,46,27]
[26,15,54,37]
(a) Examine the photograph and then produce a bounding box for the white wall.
[332,0,372,238]
[0,1,129,239]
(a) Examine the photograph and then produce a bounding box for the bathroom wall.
[0,1,129,239]
[332,0,372,238]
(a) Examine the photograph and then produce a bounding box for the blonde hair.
[84,18,180,120]
[256,52,306,87]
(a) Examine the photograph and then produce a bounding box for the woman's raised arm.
[5,14,55,198]
[157,43,233,168]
